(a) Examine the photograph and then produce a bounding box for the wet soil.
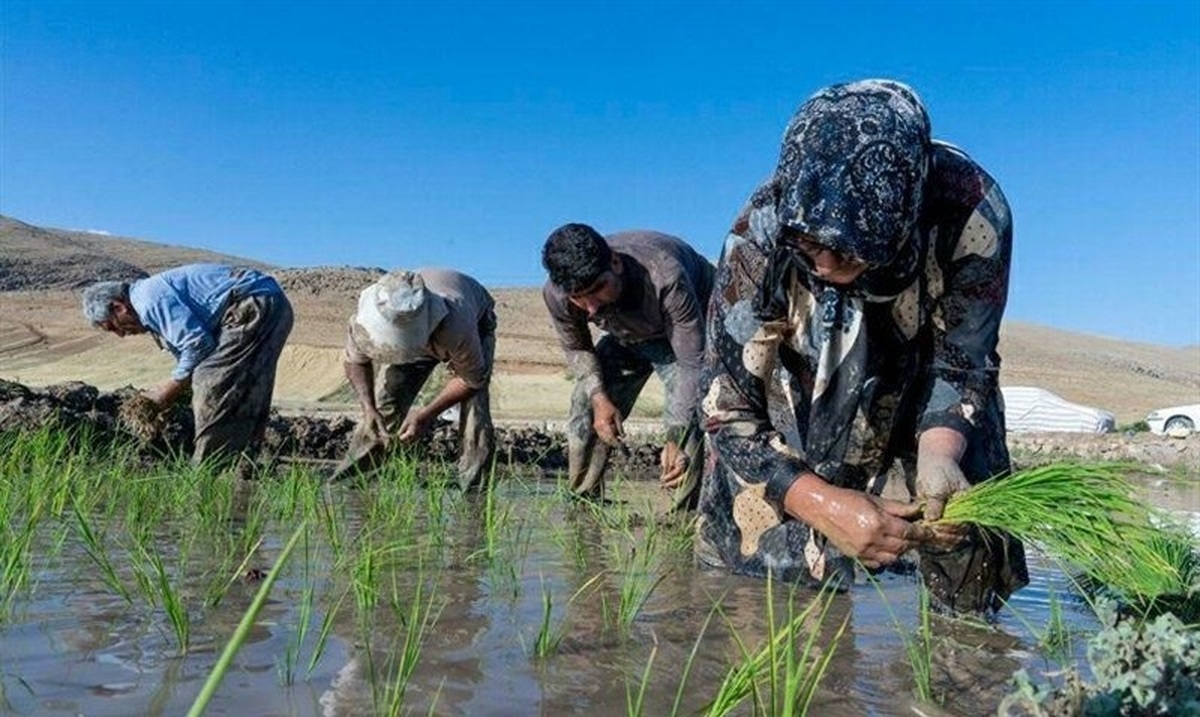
[3,379,1199,476]
[0,379,666,477]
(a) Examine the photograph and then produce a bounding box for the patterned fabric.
[775,80,930,268]
[698,80,1021,589]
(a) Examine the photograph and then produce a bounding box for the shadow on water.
[0,461,1195,716]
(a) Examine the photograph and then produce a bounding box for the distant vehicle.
[1001,386,1116,434]
[1145,404,1200,436]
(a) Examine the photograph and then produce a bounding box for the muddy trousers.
[566,336,702,512]
[191,292,294,471]
[337,333,496,491]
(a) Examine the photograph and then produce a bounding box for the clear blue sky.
[2,1,1198,346]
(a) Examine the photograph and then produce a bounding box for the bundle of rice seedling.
[931,463,1194,604]
[118,394,164,443]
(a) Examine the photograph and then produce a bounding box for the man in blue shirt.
[82,264,293,472]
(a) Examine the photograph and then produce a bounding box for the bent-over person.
[82,264,294,473]
[332,269,496,491]
[542,224,714,512]
[699,79,1027,613]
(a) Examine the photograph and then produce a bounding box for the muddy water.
[1,473,1195,717]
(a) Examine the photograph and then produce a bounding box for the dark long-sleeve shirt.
[543,231,715,433]
[699,143,1013,580]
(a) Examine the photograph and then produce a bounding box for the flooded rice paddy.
[1,434,1197,716]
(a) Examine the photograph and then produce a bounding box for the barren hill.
[1,216,1196,423]
[0,215,269,290]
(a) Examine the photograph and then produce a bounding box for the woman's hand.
[784,474,922,568]
[915,427,971,520]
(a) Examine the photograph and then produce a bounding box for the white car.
[1146,404,1200,435]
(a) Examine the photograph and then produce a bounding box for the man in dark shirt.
[542,223,714,511]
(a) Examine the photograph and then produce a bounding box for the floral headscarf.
[749,79,933,483]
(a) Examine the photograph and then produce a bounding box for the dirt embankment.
[0,379,663,477]
[2,379,1198,476]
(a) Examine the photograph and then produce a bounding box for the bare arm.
[344,360,378,415]
[398,376,476,443]
[147,376,191,407]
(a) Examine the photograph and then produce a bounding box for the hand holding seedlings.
[590,392,624,447]
[915,428,972,521]
[363,407,391,447]
[659,439,689,488]
[398,407,434,443]
[784,473,924,569]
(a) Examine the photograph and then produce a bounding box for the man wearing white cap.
[332,269,497,490]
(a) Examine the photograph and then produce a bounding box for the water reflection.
[1,470,1195,716]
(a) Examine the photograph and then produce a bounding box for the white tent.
[1001,386,1116,434]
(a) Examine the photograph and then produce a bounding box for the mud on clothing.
[128,264,293,466]
[340,269,497,490]
[543,231,714,509]
[700,126,1027,607]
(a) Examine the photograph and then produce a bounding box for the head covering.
[776,79,931,268]
[742,80,935,486]
[352,271,448,354]
[81,280,128,324]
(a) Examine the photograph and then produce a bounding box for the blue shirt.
[129,264,282,380]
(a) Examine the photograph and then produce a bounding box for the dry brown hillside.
[0,216,1196,423]
[0,215,269,290]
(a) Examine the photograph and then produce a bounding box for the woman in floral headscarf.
[697,79,1027,612]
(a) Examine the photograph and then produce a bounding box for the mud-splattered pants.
[336,331,496,491]
[567,336,702,512]
[191,291,294,471]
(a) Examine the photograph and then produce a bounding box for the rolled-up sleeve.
[661,276,706,438]
[704,233,810,507]
[918,183,1012,437]
[543,283,603,398]
[444,326,490,389]
[343,317,372,365]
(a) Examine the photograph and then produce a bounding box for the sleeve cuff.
[765,457,808,506]
[917,411,974,438]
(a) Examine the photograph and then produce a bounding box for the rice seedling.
[530,576,564,659]
[607,526,669,635]
[308,585,351,679]
[202,534,266,609]
[624,634,658,717]
[0,514,37,622]
[71,498,132,603]
[704,578,846,717]
[278,532,316,686]
[867,573,940,703]
[138,544,191,654]
[1040,592,1074,663]
[363,567,444,716]
[660,600,723,716]
[186,523,306,717]
[933,463,1193,603]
